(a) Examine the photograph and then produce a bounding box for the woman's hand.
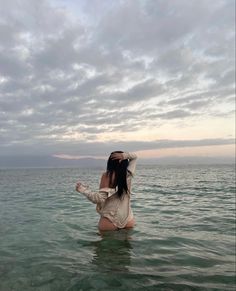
[76,181,88,192]
[110,152,124,162]
[75,182,81,192]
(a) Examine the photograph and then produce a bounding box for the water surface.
[0,165,235,290]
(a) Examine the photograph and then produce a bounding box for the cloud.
[154,109,192,119]
[0,0,235,158]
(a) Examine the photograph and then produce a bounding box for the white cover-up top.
[77,152,137,228]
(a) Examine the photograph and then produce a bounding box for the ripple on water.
[0,165,235,290]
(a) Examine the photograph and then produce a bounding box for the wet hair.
[106,151,129,198]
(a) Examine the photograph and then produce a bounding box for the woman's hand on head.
[110,152,124,162]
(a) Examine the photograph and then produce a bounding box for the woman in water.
[76,151,137,231]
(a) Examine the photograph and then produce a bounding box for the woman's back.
[76,151,137,230]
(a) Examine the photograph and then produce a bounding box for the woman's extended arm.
[76,182,108,204]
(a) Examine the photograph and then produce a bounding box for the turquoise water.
[0,165,235,290]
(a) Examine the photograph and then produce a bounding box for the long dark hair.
[106,151,129,198]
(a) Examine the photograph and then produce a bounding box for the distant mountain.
[139,155,235,165]
[0,155,106,169]
[0,155,234,168]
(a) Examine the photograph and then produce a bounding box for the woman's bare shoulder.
[99,172,109,188]
[100,171,108,178]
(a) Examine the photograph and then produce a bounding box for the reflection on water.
[70,229,134,290]
[91,229,133,273]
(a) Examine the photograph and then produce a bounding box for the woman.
[76,151,137,231]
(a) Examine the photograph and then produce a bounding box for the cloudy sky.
[0,0,235,162]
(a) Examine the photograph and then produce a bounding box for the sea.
[0,164,235,291]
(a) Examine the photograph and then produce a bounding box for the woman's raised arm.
[123,152,138,176]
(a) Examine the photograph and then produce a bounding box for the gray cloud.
[0,0,235,157]
[154,109,192,119]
